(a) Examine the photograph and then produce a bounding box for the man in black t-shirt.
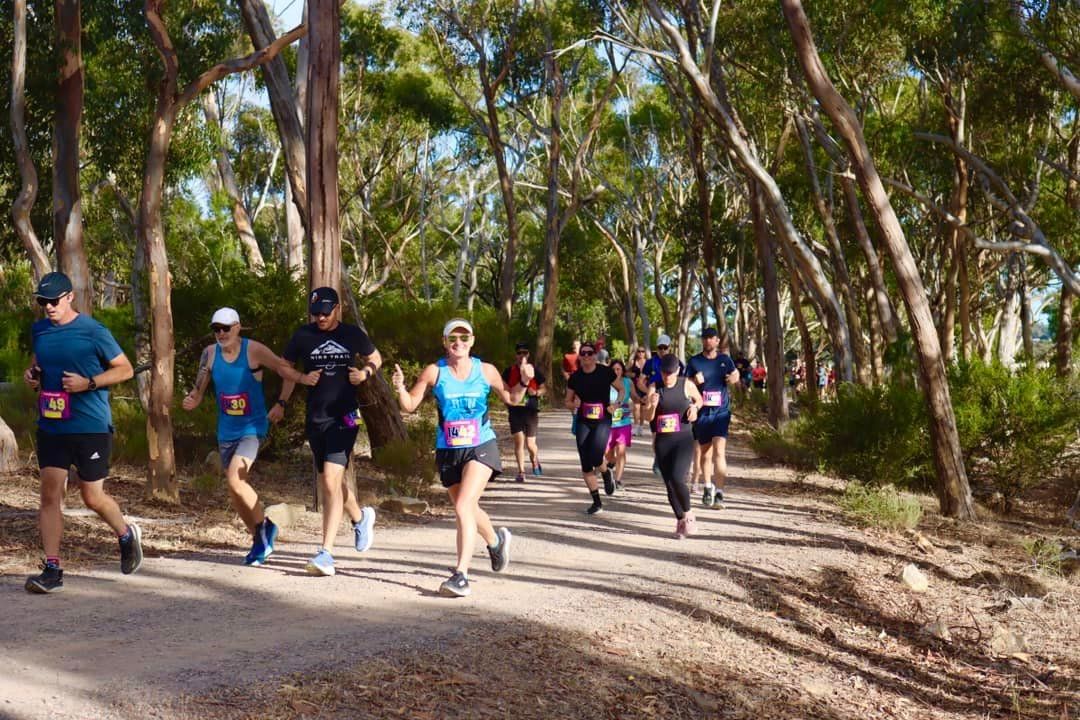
[270,287,381,577]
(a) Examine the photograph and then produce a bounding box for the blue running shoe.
[245,518,278,566]
[305,548,335,576]
[353,506,376,553]
[532,464,542,477]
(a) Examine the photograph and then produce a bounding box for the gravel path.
[2,413,1070,719]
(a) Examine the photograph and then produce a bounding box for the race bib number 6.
[219,392,251,417]
[39,391,71,420]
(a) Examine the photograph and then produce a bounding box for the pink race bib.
[39,391,71,420]
[657,413,682,433]
[219,392,251,417]
[343,409,361,428]
[581,403,605,420]
[703,390,725,407]
[443,418,481,447]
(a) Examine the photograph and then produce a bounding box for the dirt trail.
[1,414,1075,719]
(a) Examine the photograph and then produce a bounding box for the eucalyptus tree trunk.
[54,0,92,313]
[783,0,974,519]
[1056,287,1074,376]
[796,116,867,384]
[11,0,50,281]
[202,92,265,271]
[0,414,17,473]
[653,243,674,334]
[941,79,969,363]
[751,182,788,426]
[306,0,340,292]
[634,228,651,346]
[534,48,565,382]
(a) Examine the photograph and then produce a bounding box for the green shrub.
[1019,537,1065,577]
[373,420,436,496]
[838,482,923,530]
[794,380,933,489]
[750,424,816,469]
[949,360,1080,507]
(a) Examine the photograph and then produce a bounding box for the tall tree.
[782,0,975,519]
[54,0,92,312]
[306,0,340,291]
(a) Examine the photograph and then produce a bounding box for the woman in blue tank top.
[182,307,320,566]
[392,318,527,598]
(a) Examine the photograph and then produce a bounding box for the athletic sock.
[118,526,132,543]
[590,489,601,504]
[45,556,60,568]
[705,483,715,489]
[488,536,501,551]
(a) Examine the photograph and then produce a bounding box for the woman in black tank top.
[645,354,703,539]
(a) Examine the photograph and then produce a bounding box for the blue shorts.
[693,411,731,444]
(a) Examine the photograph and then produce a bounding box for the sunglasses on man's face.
[516,350,529,356]
[579,350,596,357]
[446,333,472,343]
[36,293,68,308]
[657,345,669,351]
[211,324,234,334]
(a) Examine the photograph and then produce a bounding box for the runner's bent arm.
[62,352,134,393]
[392,363,437,413]
[349,348,383,386]
[684,380,703,423]
[23,353,40,390]
[182,345,215,410]
[483,363,526,406]
[269,376,297,423]
[248,341,321,386]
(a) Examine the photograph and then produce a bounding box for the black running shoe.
[120,523,144,575]
[488,527,512,572]
[602,469,615,496]
[586,500,603,515]
[439,571,471,597]
[25,562,63,594]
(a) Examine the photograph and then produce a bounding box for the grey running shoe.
[120,523,144,575]
[715,489,726,509]
[353,506,376,552]
[439,571,471,597]
[25,562,63,594]
[488,527,512,572]
[702,485,715,508]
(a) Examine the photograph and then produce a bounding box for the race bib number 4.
[657,413,682,433]
[581,403,605,420]
[39,391,71,420]
[219,392,251,417]
[703,390,725,407]
[443,418,481,447]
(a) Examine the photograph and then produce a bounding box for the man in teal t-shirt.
[23,272,141,594]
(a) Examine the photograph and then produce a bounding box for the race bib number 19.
[657,413,682,433]
[39,391,71,420]
[581,403,604,420]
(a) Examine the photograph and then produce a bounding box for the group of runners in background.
[20,271,742,599]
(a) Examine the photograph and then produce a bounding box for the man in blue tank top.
[182,307,321,566]
[22,272,139,594]
[685,328,740,508]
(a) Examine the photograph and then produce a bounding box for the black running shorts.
[508,407,539,437]
[37,430,112,481]
[435,438,502,488]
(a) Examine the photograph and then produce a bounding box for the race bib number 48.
[219,392,251,417]
[443,418,480,447]
[39,391,71,420]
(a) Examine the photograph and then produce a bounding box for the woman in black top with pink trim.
[644,353,703,539]
[565,341,626,516]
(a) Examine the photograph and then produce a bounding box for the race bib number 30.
[703,390,725,407]
[581,403,604,420]
[219,392,251,417]
[443,418,480,447]
[657,413,682,433]
[39,391,71,420]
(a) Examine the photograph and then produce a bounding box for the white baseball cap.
[657,334,672,347]
[210,307,240,326]
[442,318,474,336]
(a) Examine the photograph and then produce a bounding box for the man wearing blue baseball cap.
[23,272,141,593]
[271,286,381,576]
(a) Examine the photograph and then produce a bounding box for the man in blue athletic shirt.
[23,272,140,593]
[182,307,321,566]
[685,328,740,508]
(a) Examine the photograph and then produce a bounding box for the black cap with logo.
[34,272,73,300]
[309,287,339,316]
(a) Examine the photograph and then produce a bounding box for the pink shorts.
[606,424,632,451]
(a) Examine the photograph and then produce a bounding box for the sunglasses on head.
[36,293,68,308]
[211,324,234,334]
[446,333,472,343]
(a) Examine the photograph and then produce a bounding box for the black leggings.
[575,420,611,472]
[654,432,694,519]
